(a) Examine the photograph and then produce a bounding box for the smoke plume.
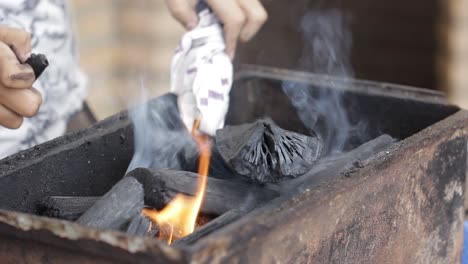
[282,10,367,154]
[127,78,196,172]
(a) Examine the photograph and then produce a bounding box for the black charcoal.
[126,168,280,215]
[25,53,49,79]
[216,119,322,183]
[125,213,156,237]
[38,196,99,221]
[77,177,144,230]
[280,134,394,193]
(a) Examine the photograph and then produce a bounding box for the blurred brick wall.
[71,0,468,118]
[438,0,468,109]
[70,0,183,119]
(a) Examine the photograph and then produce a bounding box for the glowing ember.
[143,118,211,244]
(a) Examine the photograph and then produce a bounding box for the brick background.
[437,0,468,108]
[70,0,468,119]
[70,0,183,119]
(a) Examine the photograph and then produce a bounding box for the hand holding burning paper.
[170,8,233,136]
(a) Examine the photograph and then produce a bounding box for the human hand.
[165,0,268,59]
[170,7,234,136]
[0,26,41,129]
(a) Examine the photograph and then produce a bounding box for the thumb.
[165,0,199,30]
[0,26,31,63]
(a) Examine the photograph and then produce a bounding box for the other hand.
[165,0,268,59]
[0,26,41,129]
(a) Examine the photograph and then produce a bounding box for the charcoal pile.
[36,93,394,243]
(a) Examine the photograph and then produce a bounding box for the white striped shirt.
[0,0,87,159]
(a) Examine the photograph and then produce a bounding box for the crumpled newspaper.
[170,8,233,136]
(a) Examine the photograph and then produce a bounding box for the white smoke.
[282,10,368,154]
[126,77,196,172]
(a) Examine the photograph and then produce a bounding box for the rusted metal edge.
[234,64,457,106]
[188,110,467,263]
[0,209,187,263]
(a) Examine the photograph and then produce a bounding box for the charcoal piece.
[270,123,323,176]
[280,134,394,193]
[173,137,241,180]
[38,196,99,221]
[216,119,322,183]
[125,213,157,237]
[24,53,49,79]
[173,209,242,247]
[77,177,144,230]
[206,142,239,180]
[126,168,280,215]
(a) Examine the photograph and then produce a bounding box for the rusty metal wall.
[0,68,463,263]
[190,110,467,263]
[0,210,187,264]
[0,236,115,264]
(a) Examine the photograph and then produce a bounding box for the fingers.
[206,0,246,59]
[238,0,268,42]
[165,0,199,30]
[0,87,42,117]
[0,40,40,129]
[0,104,23,129]
[0,42,35,89]
[165,0,268,59]
[0,26,31,63]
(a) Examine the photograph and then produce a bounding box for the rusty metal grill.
[0,65,463,263]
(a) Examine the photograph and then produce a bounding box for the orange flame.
[143,118,211,244]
